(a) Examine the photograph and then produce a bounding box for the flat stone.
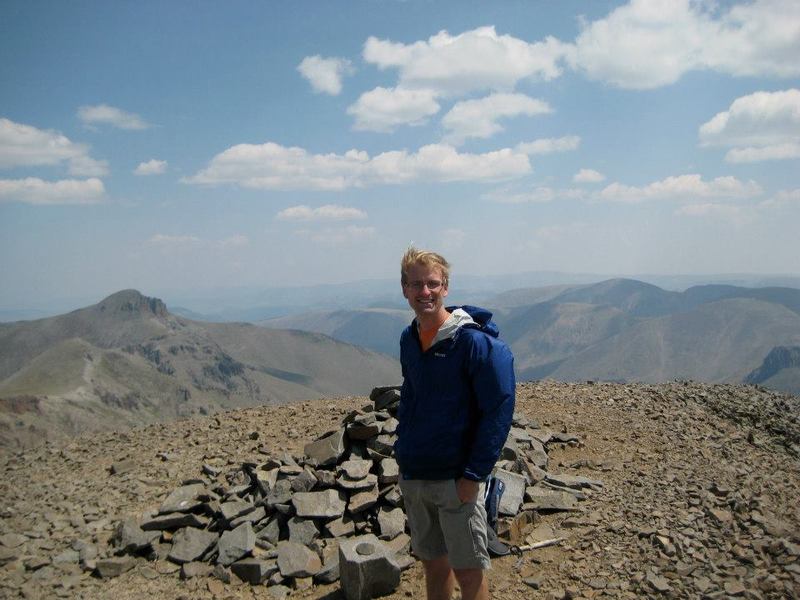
[231,506,266,528]
[256,516,282,546]
[367,435,394,456]
[348,488,379,514]
[168,527,219,564]
[339,534,401,600]
[646,571,671,593]
[381,418,398,434]
[291,469,318,493]
[378,458,399,484]
[526,439,549,470]
[377,507,406,540]
[110,459,135,475]
[220,499,254,521]
[181,561,212,579]
[724,580,746,596]
[0,533,28,548]
[338,473,378,491]
[276,541,322,578]
[95,557,136,578]
[159,483,207,514]
[373,388,400,411]
[385,533,411,555]
[339,459,373,480]
[141,511,210,531]
[315,555,340,584]
[325,516,356,538]
[347,423,381,440]
[254,468,279,495]
[524,485,579,512]
[545,473,603,490]
[217,522,255,566]
[267,585,291,599]
[304,429,347,467]
[112,519,160,554]
[24,555,50,570]
[266,479,293,507]
[495,469,527,515]
[230,558,278,585]
[288,517,319,546]
[293,489,347,518]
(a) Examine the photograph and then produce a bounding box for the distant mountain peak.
[95,289,168,318]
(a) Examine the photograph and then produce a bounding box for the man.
[395,247,515,600]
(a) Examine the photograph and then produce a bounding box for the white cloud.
[297,55,354,95]
[571,0,800,89]
[217,234,249,248]
[134,159,168,175]
[0,117,107,175]
[758,188,800,209]
[363,26,573,96]
[296,225,377,245]
[573,168,606,183]
[599,174,763,203]
[441,93,552,145]
[77,104,149,130]
[675,203,743,219]
[186,141,530,190]
[484,185,586,204]
[147,234,201,245]
[725,143,800,163]
[347,87,440,132]
[699,89,800,162]
[0,177,105,205]
[515,136,581,155]
[276,204,367,221]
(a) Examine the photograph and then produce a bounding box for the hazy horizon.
[2,1,799,310]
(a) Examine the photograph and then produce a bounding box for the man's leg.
[423,556,455,600]
[454,567,489,600]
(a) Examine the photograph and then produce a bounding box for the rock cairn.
[103,385,596,596]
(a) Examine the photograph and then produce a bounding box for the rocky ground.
[1,381,798,599]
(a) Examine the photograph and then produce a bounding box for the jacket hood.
[421,304,498,348]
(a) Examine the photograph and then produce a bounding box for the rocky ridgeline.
[1,380,798,600]
[86,385,595,598]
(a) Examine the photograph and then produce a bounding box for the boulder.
[276,541,322,578]
[304,429,347,467]
[230,557,278,585]
[339,534,401,600]
[293,489,347,518]
[168,527,218,564]
[217,522,255,566]
[494,469,527,516]
[158,483,207,514]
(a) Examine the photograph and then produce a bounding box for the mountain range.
[263,278,800,395]
[0,290,400,452]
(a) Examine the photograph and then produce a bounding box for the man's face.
[402,263,449,318]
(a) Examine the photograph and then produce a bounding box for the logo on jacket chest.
[433,352,447,358]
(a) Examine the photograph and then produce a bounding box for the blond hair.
[400,246,450,286]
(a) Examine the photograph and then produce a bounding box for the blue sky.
[1,0,799,309]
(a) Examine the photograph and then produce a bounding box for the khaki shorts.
[399,477,490,570]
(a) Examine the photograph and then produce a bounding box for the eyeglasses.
[404,280,444,291]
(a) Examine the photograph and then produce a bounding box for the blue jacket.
[395,305,516,482]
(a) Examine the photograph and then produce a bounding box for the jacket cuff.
[461,468,487,482]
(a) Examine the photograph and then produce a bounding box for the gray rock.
[141,511,209,531]
[231,505,266,528]
[314,469,337,488]
[373,388,401,411]
[495,469,527,515]
[348,488,379,514]
[266,479,293,510]
[338,473,378,491]
[377,507,406,540]
[545,472,603,490]
[276,541,322,578]
[230,557,278,584]
[524,486,579,511]
[325,516,356,538]
[0,533,28,548]
[267,585,291,599]
[95,556,136,578]
[168,527,219,564]
[220,499,255,522]
[526,439,549,470]
[293,489,347,518]
[112,519,160,554]
[304,429,347,467]
[339,459,373,480]
[291,469,318,493]
[254,467,279,495]
[217,522,255,566]
[110,459,135,475]
[501,436,519,460]
[367,435,394,456]
[158,483,207,514]
[339,534,401,600]
[384,485,403,507]
[180,561,212,579]
[381,418,399,434]
[288,517,319,546]
[257,516,282,546]
[378,458,399,484]
[314,555,340,584]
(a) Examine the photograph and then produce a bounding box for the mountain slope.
[259,308,412,358]
[0,290,400,452]
[549,298,800,383]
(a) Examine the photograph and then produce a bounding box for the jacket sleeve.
[462,334,516,481]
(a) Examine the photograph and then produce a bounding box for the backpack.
[483,475,511,557]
